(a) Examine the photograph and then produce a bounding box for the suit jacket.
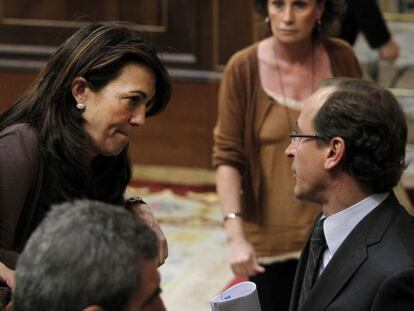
[289,192,414,311]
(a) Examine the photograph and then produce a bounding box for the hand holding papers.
[210,281,261,311]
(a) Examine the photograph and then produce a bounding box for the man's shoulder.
[368,196,414,265]
[377,194,414,238]
[353,194,414,262]
[371,267,414,310]
[394,204,414,258]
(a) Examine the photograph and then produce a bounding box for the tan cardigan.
[213,38,362,257]
[213,37,362,222]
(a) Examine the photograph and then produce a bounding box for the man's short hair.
[315,78,407,193]
[13,200,158,311]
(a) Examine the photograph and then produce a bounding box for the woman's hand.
[0,262,14,311]
[228,238,265,277]
[0,262,15,289]
[379,39,400,63]
[129,202,168,266]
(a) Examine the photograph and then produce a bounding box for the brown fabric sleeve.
[327,37,364,79]
[0,124,39,268]
[212,51,250,173]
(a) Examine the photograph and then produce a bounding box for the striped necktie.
[298,218,326,309]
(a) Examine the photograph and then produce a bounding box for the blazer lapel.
[289,239,311,311]
[302,228,368,310]
[299,193,400,310]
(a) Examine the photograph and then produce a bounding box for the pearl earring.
[265,17,270,24]
[317,19,322,33]
[76,102,85,111]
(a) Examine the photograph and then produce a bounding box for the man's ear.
[71,77,89,104]
[324,137,345,170]
[82,305,103,311]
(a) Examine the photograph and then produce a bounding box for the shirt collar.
[323,193,389,257]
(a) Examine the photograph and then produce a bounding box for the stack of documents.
[210,281,261,311]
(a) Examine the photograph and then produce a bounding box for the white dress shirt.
[319,192,389,275]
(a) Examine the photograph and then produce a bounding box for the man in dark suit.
[285,77,414,311]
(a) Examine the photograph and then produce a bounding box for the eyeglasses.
[288,131,322,144]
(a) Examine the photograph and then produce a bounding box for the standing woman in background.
[0,22,170,293]
[213,1,362,310]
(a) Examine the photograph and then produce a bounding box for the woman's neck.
[273,37,317,64]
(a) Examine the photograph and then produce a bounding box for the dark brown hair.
[314,78,407,193]
[0,22,171,203]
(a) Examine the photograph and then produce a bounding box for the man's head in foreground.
[13,199,165,311]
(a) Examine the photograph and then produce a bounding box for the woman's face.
[267,0,324,45]
[76,63,156,157]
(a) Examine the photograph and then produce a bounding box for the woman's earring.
[317,19,322,33]
[265,16,270,24]
[76,102,85,111]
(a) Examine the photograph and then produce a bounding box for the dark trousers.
[249,259,298,311]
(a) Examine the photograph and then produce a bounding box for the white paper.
[210,281,261,311]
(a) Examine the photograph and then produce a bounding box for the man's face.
[285,87,335,204]
[128,258,165,311]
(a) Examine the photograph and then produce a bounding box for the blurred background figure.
[339,0,400,63]
[213,0,362,310]
[0,22,171,297]
[13,200,166,311]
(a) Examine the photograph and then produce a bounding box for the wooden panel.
[0,71,36,113]
[152,0,199,64]
[4,0,119,21]
[2,0,165,26]
[0,0,258,73]
[0,0,202,69]
[129,81,219,168]
[217,0,254,66]
[122,0,164,25]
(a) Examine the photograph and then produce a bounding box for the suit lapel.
[297,193,400,310]
[289,239,311,311]
[302,227,368,310]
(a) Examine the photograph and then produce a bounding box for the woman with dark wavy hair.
[0,22,171,291]
[213,1,362,310]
